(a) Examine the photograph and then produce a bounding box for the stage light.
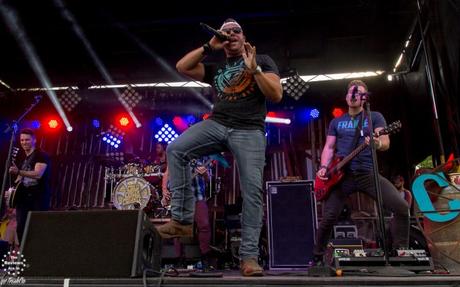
[66,126,73,132]
[267,111,276,117]
[154,117,163,126]
[154,123,180,144]
[100,125,126,149]
[282,73,310,101]
[119,85,142,109]
[173,116,188,132]
[265,116,291,125]
[387,74,393,81]
[58,87,81,112]
[119,116,130,127]
[48,119,59,129]
[186,115,196,125]
[106,151,124,162]
[310,109,320,119]
[202,113,210,120]
[31,120,41,129]
[332,108,345,118]
[92,119,100,128]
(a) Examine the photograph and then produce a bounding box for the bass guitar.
[314,121,401,201]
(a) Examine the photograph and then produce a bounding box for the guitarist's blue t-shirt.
[328,111,386,171]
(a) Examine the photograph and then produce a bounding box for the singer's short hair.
[223,18,238,24]
[347,80,368,92]
[19,128,36,138]
[220,18,242,30]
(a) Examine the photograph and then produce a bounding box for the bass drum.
[113,177,157,210]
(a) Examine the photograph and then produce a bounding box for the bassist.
[313,80,409,264]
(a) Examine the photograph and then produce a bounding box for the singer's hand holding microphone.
[200,23,230,53]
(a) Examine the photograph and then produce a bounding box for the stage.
[18,272,460,287]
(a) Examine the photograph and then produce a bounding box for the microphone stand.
[363,94,413,275]
[0,97,41,215]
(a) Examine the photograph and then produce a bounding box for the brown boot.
[156,219,192,239]
[240,258,264,276]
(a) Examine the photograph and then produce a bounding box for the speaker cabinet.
[20,210,161,277]
[266,180,317,270]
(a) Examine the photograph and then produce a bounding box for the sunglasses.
[222,28,242,34]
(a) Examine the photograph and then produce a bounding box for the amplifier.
[266,180,316,270]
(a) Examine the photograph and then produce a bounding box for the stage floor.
[19,271,460,287]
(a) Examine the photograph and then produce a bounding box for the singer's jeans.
[167,119,266,260]
[313,171,410,257]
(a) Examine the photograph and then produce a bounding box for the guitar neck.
[334,142,368,171]
[326,121,400,175]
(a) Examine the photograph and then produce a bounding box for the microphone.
[200,22,230,42]
[34,95,43,103]
[351,85,358,100]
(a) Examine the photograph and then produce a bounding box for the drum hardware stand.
[1,96,41,215]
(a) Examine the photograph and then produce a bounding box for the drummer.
[152,142,167,172]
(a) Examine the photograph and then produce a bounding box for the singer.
[157,18,282,276]
[312,79,409,266]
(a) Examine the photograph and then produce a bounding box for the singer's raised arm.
[176,47,207,81]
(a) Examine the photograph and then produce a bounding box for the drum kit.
[103,157,169,217]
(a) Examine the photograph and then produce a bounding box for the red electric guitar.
[314,121,401,201]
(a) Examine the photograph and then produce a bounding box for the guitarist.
[313,80,409,265]
[8,128,51,242]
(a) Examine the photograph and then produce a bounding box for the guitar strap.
[346,112,365,169]
[351,113,364,149]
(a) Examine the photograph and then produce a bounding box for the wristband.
[250,65,262,75]
[202,42,213,55]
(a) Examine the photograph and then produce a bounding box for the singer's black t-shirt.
[203,54,279,131]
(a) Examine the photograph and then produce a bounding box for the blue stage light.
[31,120,41,129]
[92,119,100,128]
[310,108,320,119]
[154,117,163,126]
[186,115,196,125]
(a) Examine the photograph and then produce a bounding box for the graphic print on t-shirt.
[336,118,369,131]
[21,155,38,187]
[214,58,256,102]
